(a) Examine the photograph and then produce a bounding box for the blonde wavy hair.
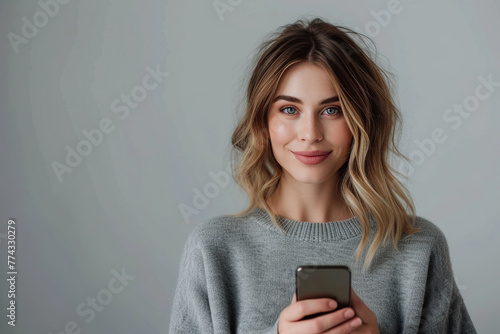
[228,17,418,269]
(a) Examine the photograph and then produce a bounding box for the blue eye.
[323,106,342,115]
[278,105,342,116]
[280,106,297,115]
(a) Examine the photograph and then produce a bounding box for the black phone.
[295,265,351,320]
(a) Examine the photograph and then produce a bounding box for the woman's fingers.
[322,315,363,334]
[282,297,338,322]
[278,293,369,334]
[317,308,361,334]
[281,302,360,334]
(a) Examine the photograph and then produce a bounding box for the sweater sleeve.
[418,227,477,334]
[168,231,214,334]
[168,230,280,334]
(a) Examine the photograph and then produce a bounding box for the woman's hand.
[277,288,379,334]
[347,288,379,333]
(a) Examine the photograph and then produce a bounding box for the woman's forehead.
[274,63,339,103]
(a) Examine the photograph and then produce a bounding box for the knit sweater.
[168,207,476,334]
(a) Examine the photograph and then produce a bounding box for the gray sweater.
[168,207,476,333]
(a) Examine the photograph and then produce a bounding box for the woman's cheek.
[268,117,291,143]
[334,121,353,148]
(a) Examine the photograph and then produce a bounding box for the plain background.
[1,0,499,332]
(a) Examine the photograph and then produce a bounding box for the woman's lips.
[291,151,331,165]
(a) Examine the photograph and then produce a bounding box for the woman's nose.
[298,113,323,143]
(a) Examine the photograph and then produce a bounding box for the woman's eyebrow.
[272,95,339,105]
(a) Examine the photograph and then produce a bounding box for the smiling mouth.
[291,150,332,157]
[291,151,331,165]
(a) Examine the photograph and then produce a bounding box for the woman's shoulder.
[399,215,450,251]
[185,210,254,246]
[413,215,445,236]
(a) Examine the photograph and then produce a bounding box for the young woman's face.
[267,62,353,185]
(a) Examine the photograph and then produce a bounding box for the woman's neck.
[264,178,353,223]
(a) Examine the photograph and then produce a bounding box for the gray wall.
[1,0,498,332]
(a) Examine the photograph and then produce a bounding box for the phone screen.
[296,265,351,319]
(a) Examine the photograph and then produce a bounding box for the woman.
[168,17,476,333]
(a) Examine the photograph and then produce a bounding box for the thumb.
[291,292,297,304]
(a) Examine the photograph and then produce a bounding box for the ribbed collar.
[249,207,364,242]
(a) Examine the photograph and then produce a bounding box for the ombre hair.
[228,16,418,269]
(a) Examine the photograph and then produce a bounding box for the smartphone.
[295,265,351,320]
